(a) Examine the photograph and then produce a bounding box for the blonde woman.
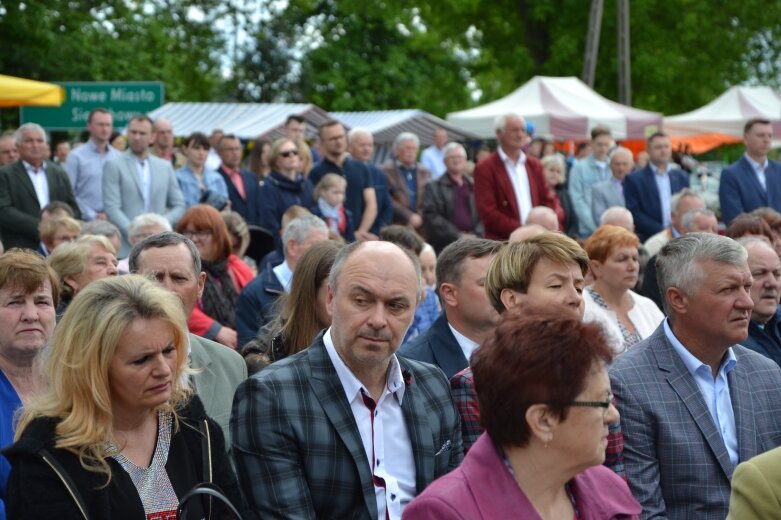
[4,275,242,519]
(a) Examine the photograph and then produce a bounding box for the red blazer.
[188,254,254,337]
[474,151,564,239]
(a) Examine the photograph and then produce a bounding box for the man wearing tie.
[0,123,80,249]
[474,113,564,240]
[103,115,185,257]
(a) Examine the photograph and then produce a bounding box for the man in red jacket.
[474,113,564,240]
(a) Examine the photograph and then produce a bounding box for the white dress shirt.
[497,146,533,222]
[323,328,416,519]
[272,260,293,292]
[448,323,480,363]
[745,154,768,191]
[23,161,50,209]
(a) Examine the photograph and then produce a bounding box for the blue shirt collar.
[663,319,737,379]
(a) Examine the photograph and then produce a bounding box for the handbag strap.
[177,482,242,520]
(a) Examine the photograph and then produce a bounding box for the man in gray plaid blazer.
[231,241,463,519]
[610,233,781,519]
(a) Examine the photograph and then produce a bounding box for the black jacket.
[4,397,243,519]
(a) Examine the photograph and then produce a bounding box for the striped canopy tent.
[147,103,332,140]
[332,109,479,164]
[665,86,781,153]
[446,76,662,140]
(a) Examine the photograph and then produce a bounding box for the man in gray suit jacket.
[591,146,632,226]
[610,233,781,519]
[232,241,463,519]
[128,231,247,440]
[103,115,185,256]
[0,123,80,249]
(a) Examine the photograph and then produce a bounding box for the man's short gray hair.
[16,123,47,144]
[129,213,172,238]
[671,188,703,215]
[128,231,201,276]
[680,208,715,232]
[600,206,634,227]
[283,216,328,258]
[609,146,634,163]
[442,142,466,159]
[493,113,525,133]
[394,132,420,150]
[347,127,372,145]
[656,233,747,315]
[80,219,121,239]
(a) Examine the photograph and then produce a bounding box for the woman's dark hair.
[725,213,775,243]
[472,308,613,448]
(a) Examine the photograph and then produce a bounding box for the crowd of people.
[1,108,781,519]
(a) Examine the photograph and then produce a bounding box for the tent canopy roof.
[331,109,477,146]
[447,76,662,140]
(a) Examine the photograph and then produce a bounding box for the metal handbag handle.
[177,482,243,519]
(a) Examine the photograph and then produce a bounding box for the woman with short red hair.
[176,204,253,349]
[404,309,640,519]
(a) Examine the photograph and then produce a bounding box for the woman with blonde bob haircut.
[583,225,663,354]
[5,275,243,519]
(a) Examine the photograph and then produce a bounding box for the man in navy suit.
[624,132,690,242]
[398,238,501,378]
[719,118,781,225]
[215,134,262,225]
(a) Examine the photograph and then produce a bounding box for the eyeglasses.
[279,149,299,158]
[183,230,212,239]
[558,394,614,417]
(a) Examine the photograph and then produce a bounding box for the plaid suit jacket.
[231,335,463,520]
[610,324,781,520]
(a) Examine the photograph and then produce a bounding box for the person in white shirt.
[420,128,448,179]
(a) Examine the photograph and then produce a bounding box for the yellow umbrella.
[0,74,66,107]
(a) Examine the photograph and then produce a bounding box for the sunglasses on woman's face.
[279,149,299,158]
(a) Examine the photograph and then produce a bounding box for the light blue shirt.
[569,155,611,237]
[650,163,673,228]
[664,319,738,468]
[744,153,768,191]
[421,145,446,180]
[175,164,229,208]
[65,139,120,220]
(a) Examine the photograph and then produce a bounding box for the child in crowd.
[311,173,355,242]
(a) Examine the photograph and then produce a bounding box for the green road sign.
[20,81,164,130]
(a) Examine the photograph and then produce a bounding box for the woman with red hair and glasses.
[405,309,640,519]
[176,204,253,349]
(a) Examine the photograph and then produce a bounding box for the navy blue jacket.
[719,156,781,225]
[368,163,393,234]
[217,165,262,225]
[235,262,285,349]
[397,313,469,379]
[258,171,314,250]
[309,157,371,230]
[743,308,781,368]
[624,165,690,242]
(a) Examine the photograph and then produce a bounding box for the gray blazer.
[103,151,185,255]
[189,333,247,442]
[590,178,625,225]
[610,325,781,519]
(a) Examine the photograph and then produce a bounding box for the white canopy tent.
[664,86,781,137]
[447,76,662,140]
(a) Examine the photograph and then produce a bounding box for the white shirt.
[448,323,480,363]
[272,260,293,292]
[23,161,50,208]
[745,153,768,191]
[323,328,416,519]
[497,146,533,223]
[134,156,152,212]
[421,145,446,180]
[205,148,222,172]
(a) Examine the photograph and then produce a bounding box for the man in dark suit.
[0,123,80,250]
[382,132,431,232]
[421,143,484,254]
[399,238,501,378]
[624,132,690,242]
[719,118,781,225]
[232,241,463,519]
[473,113,564,240]
[610,233,781,519]
[128,231,247,441]
[215,134,262,225]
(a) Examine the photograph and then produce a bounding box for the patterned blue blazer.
[610,324,781,519]
[231,335,463,519]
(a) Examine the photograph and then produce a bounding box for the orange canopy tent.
[0,74,65,107]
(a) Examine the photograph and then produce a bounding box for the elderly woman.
[0,250,59,516]
[176,204,254,349]
[541,154,579,238]
[584,225,664,354]
[243,240,343,373]
[38,216,80,256]
[258,138,314,248]
[116,213,173,273]
[4,276,242,518]
[47,234,118,318]
[404,310,640,519]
